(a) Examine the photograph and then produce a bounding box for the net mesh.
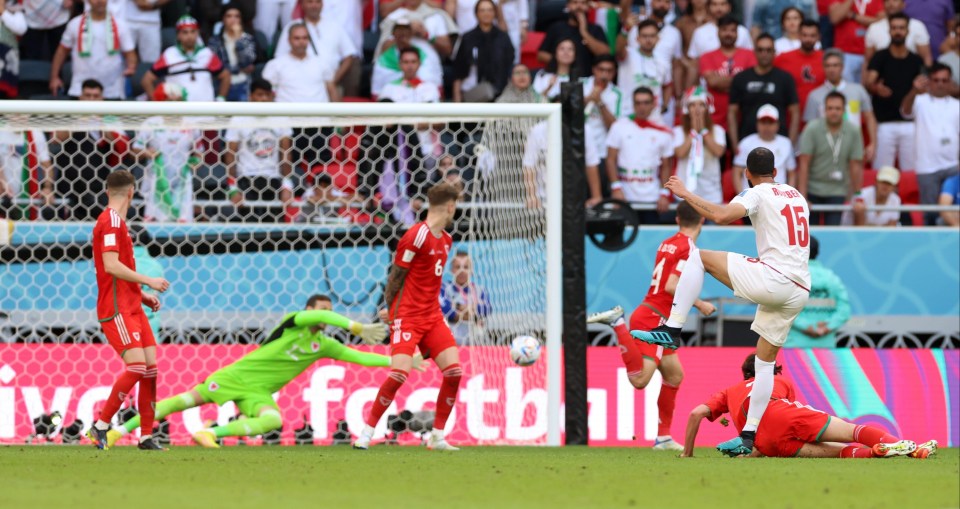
[0,108,553,446]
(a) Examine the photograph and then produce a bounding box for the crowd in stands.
[0,0,957,226]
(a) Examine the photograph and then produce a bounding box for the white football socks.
[94,419,110,431]
[743,358,776,433]
[665,248,705,329]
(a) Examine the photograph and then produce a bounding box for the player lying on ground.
[588,201,716,451]
[633,147,811,455]
[109,294,415,448]
[680,353,937,459]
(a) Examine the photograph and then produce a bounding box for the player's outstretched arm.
[681,405,712,458]
[102,251,169,292]
[664,176,747,225]
[323,339,426,371]
[293,310,388,344]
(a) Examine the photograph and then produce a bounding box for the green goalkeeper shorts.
[194,370,279,419]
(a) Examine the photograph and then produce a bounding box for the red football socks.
[841,445,876,458]
[658,382,680,436]
[99,362,146,424]
[139,365,157,437]
[365,369,408,428]
[434,364,463,431]
[854,425,897,447]
[614,324,644,378]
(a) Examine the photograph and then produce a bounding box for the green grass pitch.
[2,446,957,509]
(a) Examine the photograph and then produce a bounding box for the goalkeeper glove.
[351,321,388,344]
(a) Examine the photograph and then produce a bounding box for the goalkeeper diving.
[109,294,418,447]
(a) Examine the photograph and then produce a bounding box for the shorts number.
[649,258,665,294]
[779,205,809,247]
[434,258,443,276]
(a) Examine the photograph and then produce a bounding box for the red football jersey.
[93,207,142,320]
[699,48,757,128]
[831,0,882,54]
[774,49,825,116]
[389,222,452,321]
[703,375,797,432]
[641,232,693,317]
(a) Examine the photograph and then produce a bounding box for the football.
[510,335,542,366]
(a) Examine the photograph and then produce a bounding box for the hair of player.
[825,90,846,106]
[887,12,910,25]
[746,147,775,177]
[637,18,660,33]
[928,62,952,77]
[809,235,820,260]
[250,78,272,94]
[106,170,136,194]
[427,182,461,206]
[716,15,738,29]
[755,32,775,45]
[633,86,655,101]
[399,46,421,61]
[742,353,783,379]
[799,19,819,31]
[81,78,104,92]
[305,294,332,307]
[676,200,702,228]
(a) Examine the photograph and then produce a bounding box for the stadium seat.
[535,0,567,31]
[254,30,270,60]
[18,60,52,99]
[521,31,545,71]
[861,168,877,188]
[363,30,380,63]
[161,27,177,51]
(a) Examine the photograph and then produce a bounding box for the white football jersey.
[731,183,811,289]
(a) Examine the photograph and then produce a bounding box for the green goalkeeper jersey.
[212,310,389,394]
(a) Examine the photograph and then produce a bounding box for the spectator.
[772,6,821,54]
[901,63,960,225]
[536,0,610,77]
[499,0,529,64]
[50,0,136,99]
[254,0,296,44]
[605,87,674,224]
[674,86,726,205]
[130,225,163,342]
[438,155,469,200]
[863,0,932,85]
[223,79,294,221]
[445,0,506,34]
[752,1,817,40]
[275,0,360,99]
[371,16,444,97]
[143,16,231,102]
[728,33,800,153]
[698,16,756,130]
[452,0,515,102]
[320,0,364,64]
[20,0,71,61]
[129,83,202,223]
[123,0,167,62]
[618,19,672,121]
[733,104,796,193]
[828,0,883,84]
[804,49,878,163]
[903,0,954,60]
[686,0,752,61]
[774,19,825,120]
[786,236,850,348]
[675,0,709,59]
[617,0,683,110]
[49,79,130,220]
[865,13,924,171]
[843,165,902,226]
[0,128,54,220]
[378,2,457,61]
[495,63,542,103]
[532,39,575,101]
[441,250,492,345]
[0,0,26,99]
[262,22,337,103]
[523,117,602,208]
[797,91,864,225]
[296,173,348,223]
[939,19,959,86]
[939,173,960,226]
[380,47,442,167]
[582,55,623,166]
[207,5,258,102]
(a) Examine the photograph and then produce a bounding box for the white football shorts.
[727,253,810,347]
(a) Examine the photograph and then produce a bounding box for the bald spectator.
[536,0,610,77]
[275,0,360,98]
[142,16,231,102]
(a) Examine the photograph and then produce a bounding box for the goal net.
[0,101,562,446]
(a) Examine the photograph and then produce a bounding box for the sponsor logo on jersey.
[311,341,320,352]
[209,382,219,392]
[104,233,116,247]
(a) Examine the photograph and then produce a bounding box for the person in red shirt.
[829,0,883,84]
[774,20,826,119]
[698,16,757,129]
[87,170,170,451]
[588,201,716,450]
[680,353,937,459]
[354,182,462,451]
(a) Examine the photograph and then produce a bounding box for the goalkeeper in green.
[108,294,410,448]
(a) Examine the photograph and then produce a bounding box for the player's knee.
[260,410,283,432]
[663,366,684,386]
[629,374,650,390]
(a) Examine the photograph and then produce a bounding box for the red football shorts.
[628,304,677,368]
[100,310,156,356]
[754,399,831,457]
[389,317,456,359]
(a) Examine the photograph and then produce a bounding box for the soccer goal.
[0,100,563,446]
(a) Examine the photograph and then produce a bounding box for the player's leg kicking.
[632,249,808,454]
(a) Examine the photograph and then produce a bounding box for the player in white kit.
[631,147,810,455]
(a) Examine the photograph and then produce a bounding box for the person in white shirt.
[255,0,296,43]
[274,0,360,97]
[674,86,726,204]
[123,0,168,62]
[523,118,602,208]
[862,0,932,83]
[733,104,796,193]
[773,6,821,55]
[499,0,529,64]
[142,16,232,102]
[223,79,294,216]
[0,129,55,220]
[843,165,902,226]
[618,19,672,122]
[380,47,442,165]
[262,22,337,103]
[50,0,136,99]
[371,16,444,97]
[901,63,960,224]
[686,0,752,60]
[532,38,575,101]
[605,86,675,223]
[321,0,363,57]
[633,146,810,458]
[582,54,623,170]
[377,3,456,60]
[21,0,72,61]
[617,0,684,118]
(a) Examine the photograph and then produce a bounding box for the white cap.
[876,166,901,185]
[756,104,779,121]
[395,16,412,26]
